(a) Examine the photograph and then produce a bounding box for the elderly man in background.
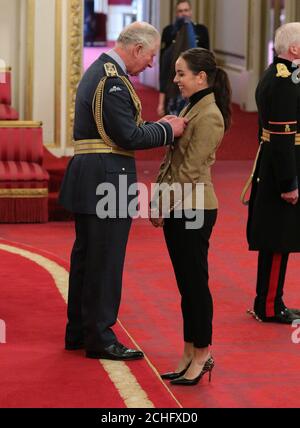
[246,22,300,324]
[157,0,210,116]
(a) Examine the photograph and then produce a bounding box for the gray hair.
[275,22,300,55]
[117,21,160,49]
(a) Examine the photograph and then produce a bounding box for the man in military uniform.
[157,0,210,116]
[59,22,187,360]
[246,22,300,324]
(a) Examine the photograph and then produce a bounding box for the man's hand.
[281,189,299,205]
[167,117,188,138]
[159,115,178,122]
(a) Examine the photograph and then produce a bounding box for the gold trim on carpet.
[118,319,183,409]
[0,188,48,198]
[0,242,182,408]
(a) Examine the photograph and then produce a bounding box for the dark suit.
[59,53,173,351]
[159,21,210,95]
[247,57,300,319]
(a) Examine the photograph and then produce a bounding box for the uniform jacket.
[154,92,224,213]
[59,53,173,215]
[247,57,300,252]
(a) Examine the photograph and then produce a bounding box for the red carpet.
[0,246,124,408]
[1,160,300,408]
[0,239,180,408]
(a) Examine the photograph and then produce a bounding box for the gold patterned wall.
[66,0,83,147]
[25,0,83,150]
[25,0,35,121]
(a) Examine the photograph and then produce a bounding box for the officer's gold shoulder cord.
[92,76,143,148]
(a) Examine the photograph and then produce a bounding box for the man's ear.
[290,45,298,56]
[133,43,143,57]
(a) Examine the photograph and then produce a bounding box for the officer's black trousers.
[65,214,132,351]
[254,251,289,318]
[163,210,217,348]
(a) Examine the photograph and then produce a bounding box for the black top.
[188,87,214,111]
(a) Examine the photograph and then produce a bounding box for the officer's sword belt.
[73,139,135,158]
[240,128,300,205]
[262,129,300,144]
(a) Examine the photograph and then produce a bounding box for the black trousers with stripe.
[254,251,289,318]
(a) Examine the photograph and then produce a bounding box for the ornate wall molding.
[203,0,216,47]
[25,0,35,120]
[54,0,62,148]
[284,0,300,23]
[66,0,83,147]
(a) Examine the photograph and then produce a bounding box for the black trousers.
[163,210,217,348]
[254,251,289,318]
[65,214,132,351]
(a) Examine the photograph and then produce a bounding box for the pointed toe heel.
[170,356,215,386]
[160,362,191,380]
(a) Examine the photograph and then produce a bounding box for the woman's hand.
[149,208,164,228]
[157,104,166,117]
[281,189,299,205]
[150,217,165,228]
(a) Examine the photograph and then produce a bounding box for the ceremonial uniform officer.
[157,0,209,116]
[245,23,300,323]
[59,22,187,360]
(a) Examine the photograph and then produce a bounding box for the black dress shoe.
[65,341,84,351]
[286,307,300,317]
[86,342,144,361]
[171,357,215,386]
[263,308,300,324]
[161,362,191,380]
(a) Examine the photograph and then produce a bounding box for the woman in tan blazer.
[151,48,232,386]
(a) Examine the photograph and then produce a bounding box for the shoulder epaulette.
[276,63,292,78]
[104,62,119,77]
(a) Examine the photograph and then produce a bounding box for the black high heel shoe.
[170,356,215,386]
[160,362,191,380]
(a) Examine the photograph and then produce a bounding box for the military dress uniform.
[246,57,300,323]
[59,52,174,356]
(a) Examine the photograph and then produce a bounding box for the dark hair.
[180,48,232,131]
[176,0,191,8]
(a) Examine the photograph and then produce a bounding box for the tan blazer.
[155,93,224,212]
